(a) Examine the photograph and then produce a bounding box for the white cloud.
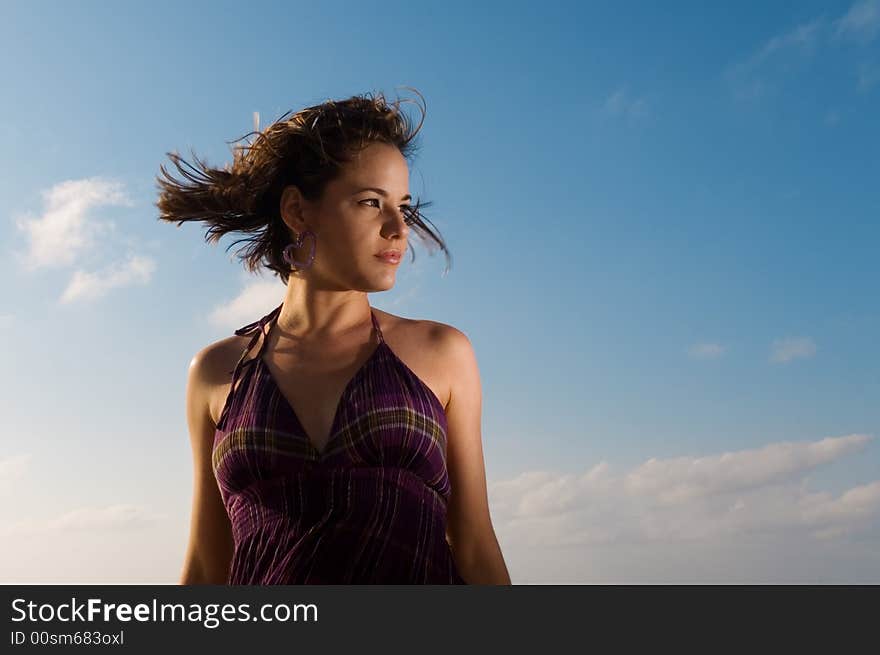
[489,434,878,555]
[727,2,880,99]
[0,453,166,538]
[59,254,156,304]
[0,452,178,583]
[802,480,880,528]
[1,503,166,537]
[769,336,817,363]
[13,176,158,304]
[752,18,825,65]
[622,434,871,503]
[209,276,287,331]
[4,435,878,583]
[835,0,880,44]
[14,177,133,271]
[725,18,825,101]
[687,342,726,359]
[603,87,649,121]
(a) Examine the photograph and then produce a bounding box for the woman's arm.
[441,327,511,585]
[179,346,235,585]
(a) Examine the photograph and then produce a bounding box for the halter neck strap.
[226,303,283,375]
[229,302,384,373]
[217,302,283,428]
[219,302,384,429]
[370,308,385,345]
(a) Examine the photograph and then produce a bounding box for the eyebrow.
[355,187,412,202]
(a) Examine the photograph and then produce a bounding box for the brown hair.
[154,88,451,285]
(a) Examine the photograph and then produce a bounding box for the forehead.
[338,142,409,182]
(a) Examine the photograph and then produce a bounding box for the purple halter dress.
[212,302,466,584]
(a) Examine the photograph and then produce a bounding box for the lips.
[376,251,401,264]
[376,248,402,264]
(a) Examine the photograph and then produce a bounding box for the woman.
[157,90,510,584]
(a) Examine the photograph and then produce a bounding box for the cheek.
[320,222,371,260]
[318,205,376,253]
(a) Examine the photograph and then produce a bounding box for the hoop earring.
[282,229,316,271]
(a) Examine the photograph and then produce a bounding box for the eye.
[360,199,417,224]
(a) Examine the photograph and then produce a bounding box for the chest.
[211,319,449,451]
[211,337,451,493]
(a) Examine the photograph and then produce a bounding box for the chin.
[356,270,395,292]
[373,278,396,292]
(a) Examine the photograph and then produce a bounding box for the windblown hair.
[154,88,451,285]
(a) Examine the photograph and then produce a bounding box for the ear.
[279,185,311,233]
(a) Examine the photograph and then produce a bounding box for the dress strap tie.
[217,303,284,429]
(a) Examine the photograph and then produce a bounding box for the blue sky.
[1,0,878,583]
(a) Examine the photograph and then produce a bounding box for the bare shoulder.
[423,320,480,398]
[371,307,475,409]
[189,334,252,427]
[371,306,468,351]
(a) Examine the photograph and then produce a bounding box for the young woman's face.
[283,141,412,291]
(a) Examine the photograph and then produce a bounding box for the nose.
[383,206,410,237]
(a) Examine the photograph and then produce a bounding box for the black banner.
[2,585,877,651]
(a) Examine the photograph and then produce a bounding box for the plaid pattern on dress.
[212,302,466,584]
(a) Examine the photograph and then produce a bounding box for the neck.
[275,285,372,340]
